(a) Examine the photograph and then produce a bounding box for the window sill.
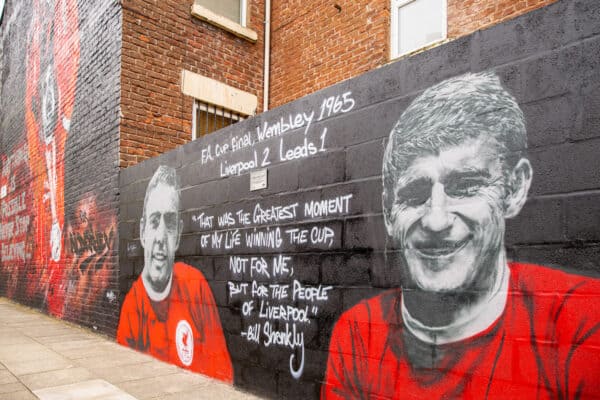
[390,38,449,62]
[191,4,257,43]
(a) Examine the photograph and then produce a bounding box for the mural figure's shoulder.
[508,261,600,341]
[173,261,209,281]
[509,261,600,294]
[334,288,402,330]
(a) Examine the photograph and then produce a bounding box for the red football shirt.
[321,263,600,399]
[117,262,233,382]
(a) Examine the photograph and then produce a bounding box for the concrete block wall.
[0,0,121,334]
[118,0,600,398]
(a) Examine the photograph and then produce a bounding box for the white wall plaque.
[250,169,267,191]
[0,185,6,199]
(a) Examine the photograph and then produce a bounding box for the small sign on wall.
[126,241,141,258]
[0,185,6,199]
[250,169,267,191]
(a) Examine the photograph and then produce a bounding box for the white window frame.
[390,0,447,59]
[0,0,6,25]
[240,0,247,28]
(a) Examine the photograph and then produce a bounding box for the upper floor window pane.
[195,0,246,27]
[391,0,446,58]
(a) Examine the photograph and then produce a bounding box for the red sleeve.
[190,272,234,383]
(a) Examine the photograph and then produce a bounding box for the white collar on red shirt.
[142,271,173,302]
[401,257,510,345]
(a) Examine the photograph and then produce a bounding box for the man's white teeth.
[414,236,470,257]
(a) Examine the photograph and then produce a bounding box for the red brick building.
[120,0,558,167]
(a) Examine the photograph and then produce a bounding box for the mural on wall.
[117,166,233,382]
[121,89,359,384]
[321,73,600,399]
[0,143,34,298]
[62,194,117,321]
[23,0,80,315]
[190,91,356,381]
[117,1,600,397]
[120,67,600,398]
[0,0,118,326]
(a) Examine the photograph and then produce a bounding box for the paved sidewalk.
[0,297,262,400]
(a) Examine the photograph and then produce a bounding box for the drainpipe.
[263,0,271,112]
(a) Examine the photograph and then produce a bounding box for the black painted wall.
[119,0,600,397]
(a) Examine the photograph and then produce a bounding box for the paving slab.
[47,338,106,352]
[18,366,95,391]
[0,343,60,363]
[34,379,137,400]
[3,355,75,376]
[89,361,179,383]
[74,349,153,369]
[0,334,37,346]
[33,332,96,344]
[0,381,30,394]
[151,385,264,400]
[27,327,86,336]
[115,372,212,399]
[0,297,265,400]
[0,369,19,384]
[2,390,38,400]
[57,342,126,360]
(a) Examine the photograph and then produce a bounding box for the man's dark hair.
[382,72,527,219]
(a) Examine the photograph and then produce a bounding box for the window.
[391,0,446,58]
[192,101,246,139]
[181,70,257,140]
[194,0,247,27]
[191,0,256,42]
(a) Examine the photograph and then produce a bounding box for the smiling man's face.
[386,137,508,293]
[141,183,181,295]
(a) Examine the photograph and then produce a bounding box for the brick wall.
[270,0,557,108]
[447,0,559,38]
[120,0,560,168]
[0,0,121,334]
[119,1,600,397]
[269,0,389,109]
[119,0,265,168]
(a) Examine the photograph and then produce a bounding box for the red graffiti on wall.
[62,195,117,321]
[0,143,35,298]
[23,0,80,315]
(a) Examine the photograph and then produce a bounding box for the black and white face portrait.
[383,72,532,295]
[140,166,182,300]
